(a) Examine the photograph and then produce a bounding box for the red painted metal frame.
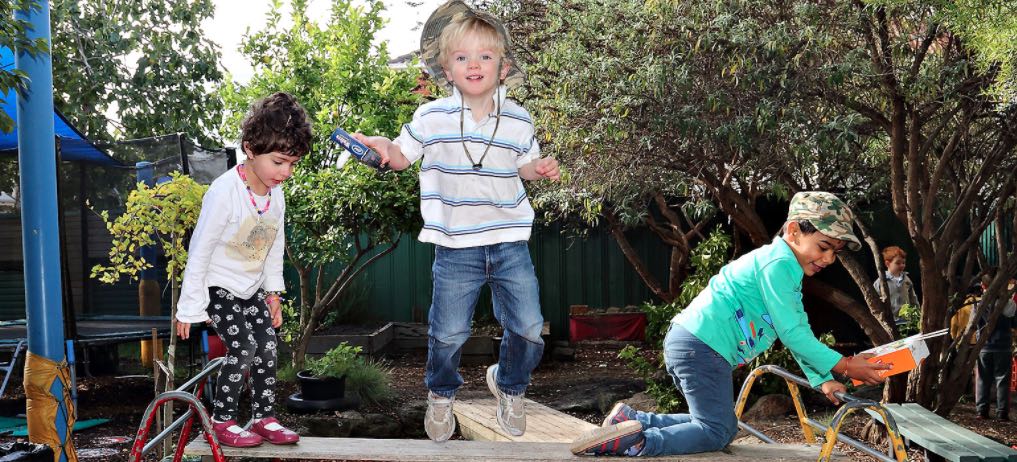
[128,358,226,462]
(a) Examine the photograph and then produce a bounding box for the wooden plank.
[453,397,595,443]
[184,437,831,461]
[867,403,1017,462]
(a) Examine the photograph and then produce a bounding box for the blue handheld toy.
[329,127,388,171]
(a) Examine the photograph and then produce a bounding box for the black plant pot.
[296,369,346,401]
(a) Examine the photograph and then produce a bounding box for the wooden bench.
[183,437,832,461]
[867,403,1017,462]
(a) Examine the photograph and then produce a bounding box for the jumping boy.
[353,0,560,442]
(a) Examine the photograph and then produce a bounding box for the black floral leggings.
[207,286,278,422]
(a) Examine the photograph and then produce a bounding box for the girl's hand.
[353,133,394,168]
[269,297,283,328]
[820,380,847,405]
[534,157,560,181]
[177,321,191,340]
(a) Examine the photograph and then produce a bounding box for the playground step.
[453,396,595,442]
[183,437,832,461]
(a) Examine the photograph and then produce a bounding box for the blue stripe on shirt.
[423,220,534,236]
[421,190,527,208]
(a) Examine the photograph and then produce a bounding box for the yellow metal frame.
[734,365,908,462]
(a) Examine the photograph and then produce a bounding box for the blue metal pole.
[15,2,71,461]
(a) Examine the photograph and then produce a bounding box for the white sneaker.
[486,364,525,436]
[424,391,456,442]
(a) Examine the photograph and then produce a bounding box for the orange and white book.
[850,329,948,385]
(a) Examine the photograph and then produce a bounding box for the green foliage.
[90,172,206,284]
[897,303,921,337]
[643,229,733,344]
[0,0,49,133]
[623,230,733,413]
[217,0,422,368]
[306,342,393,403]
[48,0,223,145]
[928,0,1017,104]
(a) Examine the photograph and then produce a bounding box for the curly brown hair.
[240,92,313,157]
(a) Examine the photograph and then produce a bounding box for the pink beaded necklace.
[237,165,271,217]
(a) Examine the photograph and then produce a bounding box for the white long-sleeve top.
[175,166,286,323]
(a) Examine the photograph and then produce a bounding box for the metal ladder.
[735,365,909,462]
[0,340,25,399]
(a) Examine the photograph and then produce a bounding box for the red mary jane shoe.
[211,420,263,448]
[251,417,300,445]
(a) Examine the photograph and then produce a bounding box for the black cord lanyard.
[459,86,502,170]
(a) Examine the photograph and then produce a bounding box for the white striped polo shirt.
[394,86,540,248]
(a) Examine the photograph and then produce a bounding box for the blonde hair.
[438,17,506,68]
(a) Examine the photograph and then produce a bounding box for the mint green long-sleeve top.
[673,237,843,387]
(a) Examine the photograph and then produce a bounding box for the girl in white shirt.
[175,92,310,448]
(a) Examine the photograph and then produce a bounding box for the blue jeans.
[425,241,545,397]
[636,324,738,456]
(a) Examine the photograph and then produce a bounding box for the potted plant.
[288,341,393,412]
[297,342,359,401]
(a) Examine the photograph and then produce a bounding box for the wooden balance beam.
[183,437,831,461]
[184,396,835,460]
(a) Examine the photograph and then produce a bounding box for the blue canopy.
[1,47,121,166]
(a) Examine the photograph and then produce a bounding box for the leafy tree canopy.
[50,0,224,145]
[1,0,49,133]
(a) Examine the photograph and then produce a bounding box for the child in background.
[873,246,920,322]
[572,192,891,457]
[353,0,560,442]
[176,92,312,447]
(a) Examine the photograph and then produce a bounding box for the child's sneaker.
[571,420,645,456]
[486,364,525,436]
[424,391,456,442]
[601,402,638,427]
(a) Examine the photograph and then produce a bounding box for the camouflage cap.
[420,0,525,91]
[787,191,862,251]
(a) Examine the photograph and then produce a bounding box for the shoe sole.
[486,364,525,437]
[570,420,642,455]
[602,402,626,427]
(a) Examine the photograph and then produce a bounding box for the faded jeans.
[636,324,739,456]
[424,241,545,397]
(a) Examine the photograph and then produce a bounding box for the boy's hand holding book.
[834,353,893,385]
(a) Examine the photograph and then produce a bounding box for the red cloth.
[569,312,647,342]
[206,333,227,360]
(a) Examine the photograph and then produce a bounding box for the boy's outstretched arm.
[519,157,560,181]
[353,134,412,171]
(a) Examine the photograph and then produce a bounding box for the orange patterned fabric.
[24,351,77,462]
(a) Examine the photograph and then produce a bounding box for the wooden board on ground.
[866,403,1017,462]
[183,437,832,461]
[454,397,595,442]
